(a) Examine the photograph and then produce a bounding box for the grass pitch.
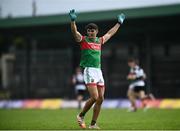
[0,108,180,130]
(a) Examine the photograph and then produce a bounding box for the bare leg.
[79,86,98,117]
[138,91,147,108]
[127,88,136,109]
[77,95,83,109]
[91,86,105,125]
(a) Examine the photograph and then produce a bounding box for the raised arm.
[69,9,82,42]
[103,13,125,44]
[71,21,82,42]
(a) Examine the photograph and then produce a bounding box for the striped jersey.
[129,65,146,86]
[79,36,104,68]
[73,73,86,90]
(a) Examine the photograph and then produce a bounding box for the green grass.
[0,108,180,130]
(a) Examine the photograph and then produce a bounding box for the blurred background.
[0,0,180,108]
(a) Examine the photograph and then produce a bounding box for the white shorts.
[83,67,105,87]
[129,81,145,89]
[75,85,86,91]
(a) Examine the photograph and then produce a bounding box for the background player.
[69,9,125,129]
[72,67,86,109]
[127,58,154,112]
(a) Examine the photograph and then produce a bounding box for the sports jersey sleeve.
[79,36,85,43]
[136,69,145,78]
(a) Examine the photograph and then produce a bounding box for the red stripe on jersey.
[81,41,101,50]
[80,36,102,50]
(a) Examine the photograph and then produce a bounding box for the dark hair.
[85,23,98,30]
[128,57,139,65]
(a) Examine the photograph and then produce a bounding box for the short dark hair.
[128,57,139,65]
[85,23,98,30]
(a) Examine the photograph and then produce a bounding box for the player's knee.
[97,96,104,104]
[91,95,99,101]
[100,96,104,101]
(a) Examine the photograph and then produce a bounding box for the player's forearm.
[71,21,78,36]
[71,21,81,42]
[107,23,120,37]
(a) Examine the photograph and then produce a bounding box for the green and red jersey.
[79,36,104,68]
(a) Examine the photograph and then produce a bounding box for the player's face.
[128,62,136,68]
[87,29,98,38]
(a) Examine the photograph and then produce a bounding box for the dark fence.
[9,49,73,99]
[2,42,180,99]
